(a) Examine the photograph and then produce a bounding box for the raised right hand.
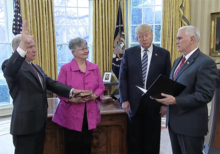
[122,101,130,115]
[19,20,35,51]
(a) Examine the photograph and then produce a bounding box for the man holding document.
[156,26,218,154]
[119,24,171,153]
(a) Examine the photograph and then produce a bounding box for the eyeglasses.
[76,46,89,51]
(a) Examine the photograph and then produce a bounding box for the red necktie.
[174,56,186,80]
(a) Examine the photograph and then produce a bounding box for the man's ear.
[190,36,196,44]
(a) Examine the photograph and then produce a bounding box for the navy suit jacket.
[2,51,72,135]
[168,48,218,137]
[119,45,171,116]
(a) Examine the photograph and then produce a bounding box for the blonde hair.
[135,24,152,37]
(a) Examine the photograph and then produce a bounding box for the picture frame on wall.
[210,12,220,56]
[103,71,112,82]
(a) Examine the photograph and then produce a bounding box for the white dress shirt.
[141,44,153,89]
[174,47,198,76]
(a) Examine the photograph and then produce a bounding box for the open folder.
[136,74,186,99]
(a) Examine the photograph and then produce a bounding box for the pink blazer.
[52,59,105,131]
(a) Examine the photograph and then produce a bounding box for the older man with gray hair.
[156,26,218,154]
[119,23,171,153]
[2,21,83,154]
[12,34,22,51]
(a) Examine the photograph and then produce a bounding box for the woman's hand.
[69,97,86,103]
[82,95,93,102]
[69,94,99,103]
[82,94,99,102]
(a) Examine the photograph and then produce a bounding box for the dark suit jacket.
[2,51,72,135]
[168,48,218,137]
[119,45,171,116]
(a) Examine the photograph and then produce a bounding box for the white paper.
[136,86,147,93]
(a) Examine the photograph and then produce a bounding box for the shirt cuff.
[17,47,27,57]
[69,88,74,98]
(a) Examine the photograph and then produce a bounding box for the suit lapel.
[174,49,200,81]
[170,57,182,79]
[148,45,158,79]
[23,62,44,89]
[33,64,45,90]
[23,62,39,82]
[134,46,142,83]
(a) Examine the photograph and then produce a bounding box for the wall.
[191,0,220,114]
[191,0,220,62]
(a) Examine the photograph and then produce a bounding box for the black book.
[137,74,186,99]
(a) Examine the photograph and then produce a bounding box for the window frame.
[0,0,14,116]
[128,0,163,47]
[54,0,93,73]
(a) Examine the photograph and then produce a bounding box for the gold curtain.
[20,0,58,79]
[161,0,190,64]
[93,0,126,75]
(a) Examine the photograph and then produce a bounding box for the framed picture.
[210,12,220,56]
[103,71,112,82]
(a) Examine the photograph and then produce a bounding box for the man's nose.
[32,47,37,52]
[175,40,178,44]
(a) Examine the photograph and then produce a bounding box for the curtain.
[93,0,126,75]
[161,0,190,65]
[20,0,58,80]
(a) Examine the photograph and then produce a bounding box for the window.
[0,0,14,115]
[54,0,93,72]
[129,0,162,47]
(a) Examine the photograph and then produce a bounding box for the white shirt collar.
[25,61,32,64]
[184,47,198,61]
[141,44,153,53]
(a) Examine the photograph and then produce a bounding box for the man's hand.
[122,101,130,115]
[72,89,83,95]
[160,106,167,117]
[155,93,176,105]
[19,20,35,51]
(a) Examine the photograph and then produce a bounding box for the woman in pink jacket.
[52,37,105,154]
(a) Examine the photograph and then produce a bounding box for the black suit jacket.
[2,51,72,135]
[168,49,218,137]
[119,45,171,116]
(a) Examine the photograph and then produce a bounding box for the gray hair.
[135,24,152,37]
[179,25,200,43]
[68,37,87,51]
[12,34,22,51]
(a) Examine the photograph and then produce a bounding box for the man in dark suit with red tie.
[156,25,218,154]
[2,21,83,154]
[119,24,171,153]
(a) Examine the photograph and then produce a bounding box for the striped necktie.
[174,56,186,80]
[142,49,148,84]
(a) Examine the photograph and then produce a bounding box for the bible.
[77,91,93,97]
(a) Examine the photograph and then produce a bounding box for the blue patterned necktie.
[142,49,148,84]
